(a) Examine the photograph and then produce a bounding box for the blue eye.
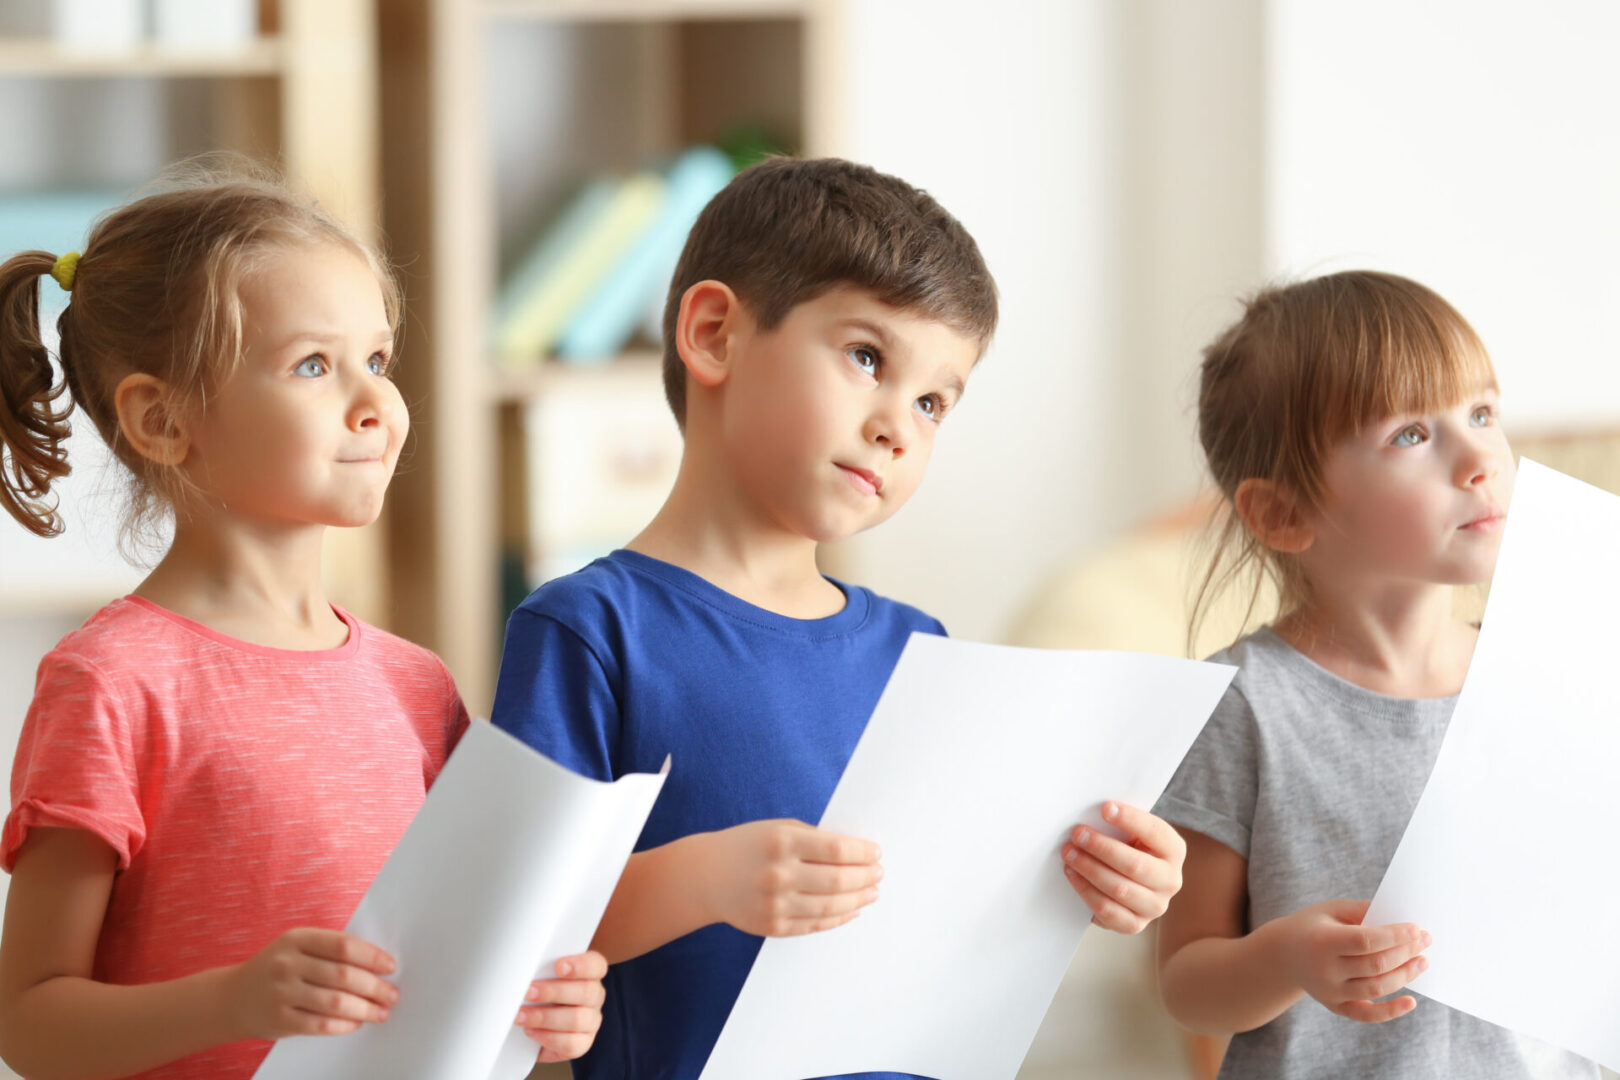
[847,346,879,376]
[1392,425,1426,447]
[1470,405,1493,427]
[294,355,326,377]
[367,352,391,376]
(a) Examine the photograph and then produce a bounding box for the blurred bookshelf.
[380,0,839,713]
[0,0,385,620]
[0,37,281,76]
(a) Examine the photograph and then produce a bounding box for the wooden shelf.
[0,37,283,78]
[381,0,832,710]
[482,0,812,22]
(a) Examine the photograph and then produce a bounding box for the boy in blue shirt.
[492,157,1188,1079]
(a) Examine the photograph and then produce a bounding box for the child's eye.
[1470,404,1494,427]
[914,394,944,422]
[367,352,392,377]
[1391,424,1427,447]
[847,346,879,376]
[294,355,327,377]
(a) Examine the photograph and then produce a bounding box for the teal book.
[554,147,736,363]
[491,178,618,363]
[493,173,665,365]
[0,189,125,322]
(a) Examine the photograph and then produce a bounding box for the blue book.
[491,178,619,362]
[553,147,736,363]
[0,189,125,321]
[494,173,666,364]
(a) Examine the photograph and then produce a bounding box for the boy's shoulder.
[512,550,653,624]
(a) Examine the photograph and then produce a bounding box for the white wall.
[834,0,1131,642]
[1265,0,1620,428]
[837,0,1268,642]
[840,0,1620,644]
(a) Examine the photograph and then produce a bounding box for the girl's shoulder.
[46,595,188,672]
[342,610,459,690]
[1204,626,1299,682]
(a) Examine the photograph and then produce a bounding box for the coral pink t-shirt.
[3,596,470,1080]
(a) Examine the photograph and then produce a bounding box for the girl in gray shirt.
[1147,272,1599,1079]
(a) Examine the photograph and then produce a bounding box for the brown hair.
[661,156,998,428]
[0,158,399,550]
[1191,270,1497,648]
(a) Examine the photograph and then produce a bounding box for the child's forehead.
[796,285,985,354]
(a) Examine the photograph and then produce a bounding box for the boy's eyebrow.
[838,318,897,351]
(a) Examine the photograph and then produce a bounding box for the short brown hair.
[1192,270,1497,647]
[0,157,399,550]
[661,156,998,428]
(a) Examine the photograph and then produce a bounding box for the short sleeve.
[1153,679,1260,859]
[427,660,474,788]
[491,609,620,782]
[4,651,146,873]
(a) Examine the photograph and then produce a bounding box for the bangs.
[1308,274,1498,445]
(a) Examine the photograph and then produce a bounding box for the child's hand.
[515,951,607,1063]
[1061,801,1186,934]
[696,819,883,938]
[225,927,399,1039]
[1280,899,1430,1022]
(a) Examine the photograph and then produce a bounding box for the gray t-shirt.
[1155,628,1598,1080]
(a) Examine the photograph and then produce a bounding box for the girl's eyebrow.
[277,328,394,349]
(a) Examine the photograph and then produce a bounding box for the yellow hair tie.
[49,251,80,293]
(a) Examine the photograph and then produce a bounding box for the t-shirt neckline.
[120,595,362,661]
[607,548,870,637]
[1251,625,1459,713]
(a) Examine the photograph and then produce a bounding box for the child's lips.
[837,464,883,495]
[1459,509,1505,531]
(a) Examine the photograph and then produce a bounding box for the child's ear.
[114,373,191,467]
[675,280,742,389]
[1233,477,1316,554]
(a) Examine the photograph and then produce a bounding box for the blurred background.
[1,1,1617,1078]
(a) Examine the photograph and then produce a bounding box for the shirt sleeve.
[491,608,621,783]
[426,660,474,788]
[1152,679,1260,859]
[3,650,146,873]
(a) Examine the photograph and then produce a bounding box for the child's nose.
[864,399,908,457]
[1456,439,1498,487]
[348,378,395,432]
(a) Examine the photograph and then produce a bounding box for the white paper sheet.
[1365,459,1620,1071]
[698,633,1235,1080]
[255,719,668,1080]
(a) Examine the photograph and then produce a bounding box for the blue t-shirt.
[492,549,944,1080]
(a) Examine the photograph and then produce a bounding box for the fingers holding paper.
[1283,899,1430,1023]
[1061,801,1187,934]
[698,819,884,938]
[226,927,399,1039]
[516,951,608,1062]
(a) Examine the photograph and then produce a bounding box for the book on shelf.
[492,146,738,369]
[492,172,664,365]
[0,189,125,323]
[554,146,735,362]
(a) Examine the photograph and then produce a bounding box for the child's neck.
[133,518,347,650]
[1273,579,1476,699]
[627,468,845,620]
